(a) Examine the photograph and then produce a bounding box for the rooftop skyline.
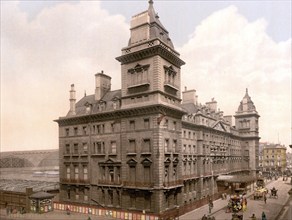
[1,0,291,152]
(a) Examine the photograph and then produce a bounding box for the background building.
[55,1,260,217]
[261,143,287,175]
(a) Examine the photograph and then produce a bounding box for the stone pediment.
[212,121,227,132]
[127,158,137,167]
[141,158,152,167]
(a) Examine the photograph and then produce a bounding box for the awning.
[217,175,257,183]
[29,191,54,199]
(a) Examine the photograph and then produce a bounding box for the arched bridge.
[0,149,59,168]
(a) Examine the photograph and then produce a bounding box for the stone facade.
[55,1,260,215]
[261,143,287,174]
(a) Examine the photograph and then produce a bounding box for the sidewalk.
[180,179,275,220]
[0,209,115,220]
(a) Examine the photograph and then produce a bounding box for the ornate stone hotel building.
[55,1,260,216]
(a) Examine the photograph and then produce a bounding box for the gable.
[213,121,226,132]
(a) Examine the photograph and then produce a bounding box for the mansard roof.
[68,89,121,116]
[128,0,174,49]
[236,88,258,114]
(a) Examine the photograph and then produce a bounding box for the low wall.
[54,193,223,220]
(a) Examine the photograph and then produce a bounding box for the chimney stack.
[95,70,111,100]
[182,89,198,105]
[68,84,76,116]
[206,98,217,112]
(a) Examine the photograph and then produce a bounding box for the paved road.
[180,178,292,220]
[1,178,291,220]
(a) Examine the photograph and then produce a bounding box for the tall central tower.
[116,0,185,109]
[116,1,186,213]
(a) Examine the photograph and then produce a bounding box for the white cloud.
[179,5,291,148]
[1,2,291,152]
[1,1,129,151]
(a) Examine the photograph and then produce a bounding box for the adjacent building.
[55,1,260,216]
[261,143,287,174]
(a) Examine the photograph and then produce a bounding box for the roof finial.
[149,0,154,5]
[246,88,248,94]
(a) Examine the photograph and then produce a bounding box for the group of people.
[226,194,247,213]
[250,211,266,220]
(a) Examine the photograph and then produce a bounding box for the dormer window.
[85,102,92,114]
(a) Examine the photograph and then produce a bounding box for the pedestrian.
[263,194,267,204]
[262,212,267,220]
[66,206,70,215]
[250,213,256,220]
[201,214,208,220]
[208,199,213,214]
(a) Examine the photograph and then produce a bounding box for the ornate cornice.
[55,104,186,126]
[116,44,185,67]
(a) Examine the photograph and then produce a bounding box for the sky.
[1,0,291,152]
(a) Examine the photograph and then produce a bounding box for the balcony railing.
[98,180,121,186]
[123,181,154,188]
[163,180,183,187]
[61,178,89,184]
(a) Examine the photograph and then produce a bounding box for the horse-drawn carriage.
[253,187,268,200]
[270,187,278,199]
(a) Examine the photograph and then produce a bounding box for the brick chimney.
[68,84,76,116]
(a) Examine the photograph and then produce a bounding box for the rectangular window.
[82,143,88,154]
[83,165,88,180]
[74,127,78,135]
[109,167,114,183]
[144,118,150,129]
[183,144,186,153]
[173,121,177,130]
[164,119,169,129]
[111,123,115,132]
[82,126,87,135]
[110,141,117,154]
[108,190,113,205]
[130,166,136,182]
[101,166,105,180]
[129,140,136,153]
[116,167,120,183]
[93,142,105,154]
[165,139,169,152]
[144,166,150,183]
[65,128,69,136]
[143,139,151,152]
[75,194,79,200]
[164,166,169,182]
[84,195,88,201]
[65,144,70,154]
[73,144,78,154]
[74,166,79,180]
[173,140,177,152]
[66,166,70,179]
[129,120,135,130]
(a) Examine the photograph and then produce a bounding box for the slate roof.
[68,89,122,116]
[29,191,54,199]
